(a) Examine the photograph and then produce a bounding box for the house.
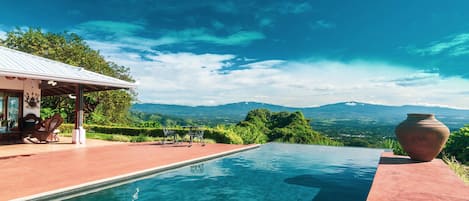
[0,46,135,143]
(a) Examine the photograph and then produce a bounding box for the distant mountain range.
[131,101,469,129]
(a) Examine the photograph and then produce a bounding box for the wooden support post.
[73,85,85,144]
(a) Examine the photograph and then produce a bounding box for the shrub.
[58,124,244,144]
[380,139,407,156]
[444,126,469,165]
[204,128,244,144]
[234,126,267,144]
[59,124,164,137]
[442,154,469,184]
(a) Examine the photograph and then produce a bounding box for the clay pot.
[395,114,450,162]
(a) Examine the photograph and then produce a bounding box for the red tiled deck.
[0,142,256,200]
[367,152,469,201]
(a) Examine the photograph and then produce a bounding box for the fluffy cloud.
[385,72,441,87]
[74,20,264,48]
[163,29,265,46]
[94,42,469,108]
[73,20,468,108]
[75,21,145,37]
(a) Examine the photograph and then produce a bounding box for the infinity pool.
[66,143,383,201]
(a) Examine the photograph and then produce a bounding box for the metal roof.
[0,46,135,96]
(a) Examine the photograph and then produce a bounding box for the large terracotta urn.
[395,113,450,162]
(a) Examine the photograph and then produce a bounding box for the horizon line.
[132,101,469,110]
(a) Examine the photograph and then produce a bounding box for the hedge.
[58,124,243,144]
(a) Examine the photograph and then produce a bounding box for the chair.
[162,127,177,144]
[20,113,42,137]
[189,129,205,146]
[30,113,63,143]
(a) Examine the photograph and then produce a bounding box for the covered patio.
[0,46,135,144]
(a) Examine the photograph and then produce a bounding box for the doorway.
[0,91,23,132]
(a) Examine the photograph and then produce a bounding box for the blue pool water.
[66,143,383,201]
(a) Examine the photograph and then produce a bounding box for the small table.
[182,126,205,146]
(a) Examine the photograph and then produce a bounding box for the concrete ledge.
[367,152,469,201]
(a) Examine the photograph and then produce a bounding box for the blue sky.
[1,0,469,108]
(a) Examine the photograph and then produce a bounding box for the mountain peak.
[345,101,361,106]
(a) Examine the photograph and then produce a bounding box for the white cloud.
[74,21,264,48]
[383,71,441,87]
[74,20,145,37]
[409,33,469,56]
[241,60,285,69]
[94,41,469,109]
[163,29,265,46]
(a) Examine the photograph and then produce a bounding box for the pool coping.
[14,144,260,201]
[366,152,469,201]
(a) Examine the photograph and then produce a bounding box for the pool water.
[66,143,383,201]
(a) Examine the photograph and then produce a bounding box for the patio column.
[72,84,86,144]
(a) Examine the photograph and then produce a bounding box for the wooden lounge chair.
[30,113,63,143]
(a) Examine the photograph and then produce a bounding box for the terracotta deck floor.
[367,152,469,201]
[0,140,255,200]
[0,137,124,158]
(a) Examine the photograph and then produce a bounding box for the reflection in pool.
[67,143,383,201]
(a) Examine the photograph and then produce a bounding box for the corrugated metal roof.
[0,46,135,95]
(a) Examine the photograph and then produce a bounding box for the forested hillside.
[234,109,342,146]
[132,101,469,129]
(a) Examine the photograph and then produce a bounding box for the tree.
[2,27,135,125]
[236,109,342,145]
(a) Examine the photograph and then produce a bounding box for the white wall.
[23,79,41,117]
[0,77,41,117]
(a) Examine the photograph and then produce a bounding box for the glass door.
[0,91,22,131]
[0,96,4,131]
[7,96,20,129]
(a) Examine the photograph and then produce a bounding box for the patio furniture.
[162,127,177,144]
[20,113,42,137]
[30,113,63,143]
[188,127,205,147]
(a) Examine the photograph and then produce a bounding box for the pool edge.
[14,144,260,201]
[366,151,469,201]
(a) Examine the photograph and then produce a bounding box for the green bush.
[59,124,164,137]
[204,128,244,144]
[380,139,407,156]
[58,124,244,144]
[234,126,267,144]
[444,126,469,165]
[442,154,469,184]
[236,109,341,146]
